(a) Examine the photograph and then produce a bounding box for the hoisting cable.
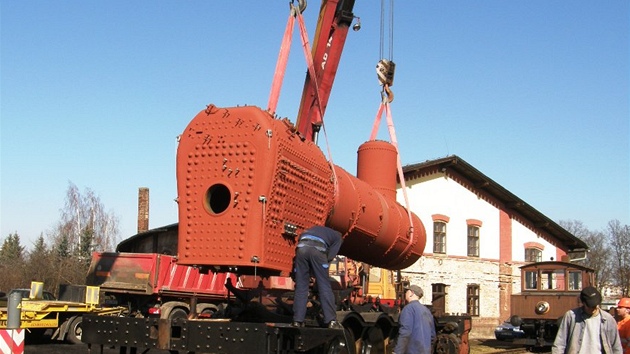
[371,0,415,243]
[379,0,394,61]
[267,1,306,115]
[295,6,340,199]
[266,0,340,197]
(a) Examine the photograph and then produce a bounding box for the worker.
[291,225,343,329]
[394,284,436,354]
[618,297,630,354]
[552,286,622,354]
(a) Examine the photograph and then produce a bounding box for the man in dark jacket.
[394,285,436,354]
[291,225,343,329]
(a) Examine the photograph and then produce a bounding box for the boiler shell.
[176,105,425,273]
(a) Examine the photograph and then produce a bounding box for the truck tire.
[326,328,356,354]
[360,327,384,354]
[169,308,188,321]
[433,333,460,354]
[66,316,83,344]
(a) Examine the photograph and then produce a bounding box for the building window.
[525,248,542,262]
[432,283,447,317]
[467,225,479,257]
[432,283,447,295]
[467,284,480,316]
[433,221,446,254]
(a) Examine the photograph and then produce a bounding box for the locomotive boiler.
[176,104,426,275]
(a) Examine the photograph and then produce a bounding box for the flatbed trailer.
[85,240,470,353]
[83,315,357,353]
[82,306,470,353]
[0,285,124,343]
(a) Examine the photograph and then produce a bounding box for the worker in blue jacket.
[291,225,343,329]
[394,284,436,354]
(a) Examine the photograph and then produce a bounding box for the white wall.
[399,173,500,259]
[511,221,557,262]
[396,171,564,325]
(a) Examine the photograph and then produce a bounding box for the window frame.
[568,270,583,291]
[466,284,480,316]
[467,225,480,257]
[433,221,447,254]
[525,248,542,262]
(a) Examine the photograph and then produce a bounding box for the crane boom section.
[295,0,355,141]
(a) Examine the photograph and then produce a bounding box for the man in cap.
[552,285,622,354]
[617,297,630,354]
[394,284,436,354]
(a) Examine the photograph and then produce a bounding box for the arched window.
[466,219,481,257]
[432,214,449,255]
[433,221,447,254]
[467,226,480,257]
[525,248,542,262]
[524,242,544,262]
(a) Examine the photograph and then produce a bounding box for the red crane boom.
[294,0,356,141]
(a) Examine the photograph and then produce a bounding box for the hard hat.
[618,298,630,308]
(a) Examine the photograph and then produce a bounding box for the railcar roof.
[519,260,594,272]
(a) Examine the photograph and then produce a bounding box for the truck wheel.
[327,328,356,354]
[169,308,188,322]
[66,316,83,344]
[360,327,384,354]
[200,308,216,318]
[433,333,459,354]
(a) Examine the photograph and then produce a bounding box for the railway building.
[399,154,588,338]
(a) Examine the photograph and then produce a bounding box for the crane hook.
[382,85,394,103]
[376,59,395,87]
[377,59,395,103]
[290,0,307,16]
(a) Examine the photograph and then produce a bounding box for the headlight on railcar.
[535,301,550,315]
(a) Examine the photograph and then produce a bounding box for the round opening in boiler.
[204,184,231,215]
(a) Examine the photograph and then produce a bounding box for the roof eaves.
[402,155,588,251]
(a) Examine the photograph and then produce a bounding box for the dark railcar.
[509,260,595,347]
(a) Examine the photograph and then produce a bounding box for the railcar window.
[540,269,565,290]
[568,271,582,290]
[525,270,538,290]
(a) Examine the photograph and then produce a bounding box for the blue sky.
[2,1,628,249]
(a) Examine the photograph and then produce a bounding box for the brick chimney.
[137,187,149,233]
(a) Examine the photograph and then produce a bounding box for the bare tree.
[608,220,630,296]
[559,219,612,288]
[48,182,121,288]
[581,230,612,289]
[52,182,120,253]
